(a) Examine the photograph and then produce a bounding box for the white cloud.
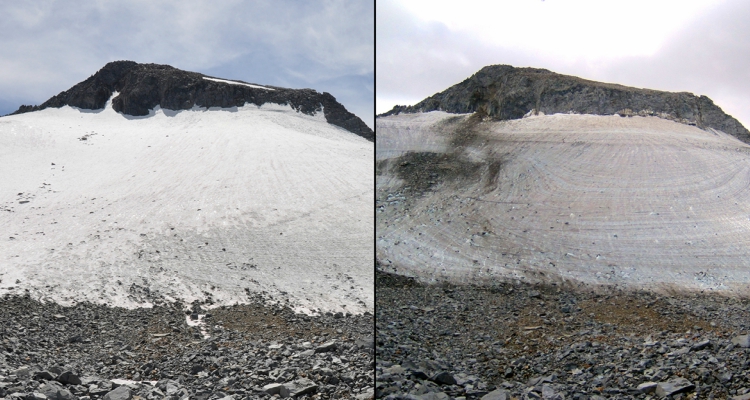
[396,0,717,60]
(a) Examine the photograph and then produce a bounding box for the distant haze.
[0,1,374,129]
[377,0,750,130]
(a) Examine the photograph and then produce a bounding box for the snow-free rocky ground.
[0,292,374,399]
[376,269,750,400]
[0,98,374,399]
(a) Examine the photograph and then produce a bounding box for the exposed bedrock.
[379,64,749,144]
[12,60,373,140]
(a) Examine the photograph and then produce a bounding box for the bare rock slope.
[13,60,373,141]
[380,64,748,144]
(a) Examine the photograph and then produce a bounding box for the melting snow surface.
[0,96,373,314]
[377,111,750,296]
[111,379,157,386]
[185,314,210,339]
[202,77,274,91]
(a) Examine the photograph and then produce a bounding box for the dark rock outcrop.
[380,64,749,144]
[11,61,372,141]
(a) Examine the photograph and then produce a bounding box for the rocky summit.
[12,60,373,141]
[379,64,748,144]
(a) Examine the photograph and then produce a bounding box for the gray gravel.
[0,293,373,399]
[376,269,750,399]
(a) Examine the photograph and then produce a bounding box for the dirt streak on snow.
[0,98,373,314]
[377,111,750,296]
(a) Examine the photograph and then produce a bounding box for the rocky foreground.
[376,269,750,400]
[0,294,374,400]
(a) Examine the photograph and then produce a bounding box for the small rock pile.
[376,270,750,399]
[0,293,374,399]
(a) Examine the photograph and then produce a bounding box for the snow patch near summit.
[202,77,274,90]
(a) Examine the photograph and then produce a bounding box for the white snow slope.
[0,98,373,314]
[202,77,275,91]
[377,111,750,296]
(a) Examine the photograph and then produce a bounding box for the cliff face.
[12,61,373,141]
[381,64,749,144]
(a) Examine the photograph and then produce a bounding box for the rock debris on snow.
[377,110,750,296]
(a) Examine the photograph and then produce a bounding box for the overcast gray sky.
[377,0,750,130]
[0,0,374,129]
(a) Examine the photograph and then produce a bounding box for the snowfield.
[202,77,275,90]
[0,97,373,314]
[377,111,750,296]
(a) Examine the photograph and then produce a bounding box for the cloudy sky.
[378,0,750,130]
[0,0,374,129]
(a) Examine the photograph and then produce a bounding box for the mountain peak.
[380,64,749,144]
[12,61,373,140]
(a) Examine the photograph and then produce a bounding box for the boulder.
[691,339,710,351]
[102,386,132,400]
[39,382,77,400]
[430,371,457,385]
[262,383,288,397]
[482,389,508,400]
[732,335,750,348]
[315,340,337,353]
[33,371,55,381]
[56,371,81,386]
[655,378,695,398]
[285,378,318,397]
[637,382,658,394]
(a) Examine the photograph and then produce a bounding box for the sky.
[377,0,750,130]
[0,0,374,129]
